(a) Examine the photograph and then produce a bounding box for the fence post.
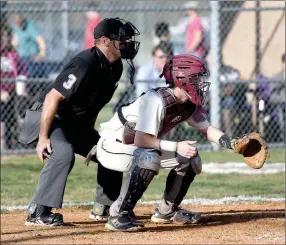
[210,1,220,151]
[62,1,69,53]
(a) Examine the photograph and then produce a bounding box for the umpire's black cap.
[94,18,123,40]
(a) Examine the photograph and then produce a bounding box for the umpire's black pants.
[28,115,123,208]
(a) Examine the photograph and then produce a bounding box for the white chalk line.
[1,163,284,212]
[1,196,284,212]
[202,162,285,174]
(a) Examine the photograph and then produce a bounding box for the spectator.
[10,14,46,77]
[169,1,209,58]
[155,22,174,59]
[268,53,285,141]
[135,44,168,97]
[206,53,244,136]
[1,22,29,150]
[219,65,240,136]
[183,1,205,59]
[271,53,285,82]
[84,2,102,49]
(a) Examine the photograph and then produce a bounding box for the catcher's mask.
[94,17,140,84]
[160,54,210,105]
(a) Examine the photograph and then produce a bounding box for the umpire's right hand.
[36,137,52,162]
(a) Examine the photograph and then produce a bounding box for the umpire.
[19,17,140,226]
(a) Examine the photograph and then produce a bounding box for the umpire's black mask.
[117,21,140,60]
[94,17,140,84]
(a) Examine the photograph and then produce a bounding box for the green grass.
[199,150,285,163]
[1,152,284,206]
[147,171,285,200]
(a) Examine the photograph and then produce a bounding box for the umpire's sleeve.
[52,57,89,100]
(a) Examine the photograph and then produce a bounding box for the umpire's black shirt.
[39,47,123,128]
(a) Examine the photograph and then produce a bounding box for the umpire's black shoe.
[151,207,201,224]
[105,212,143,232]
[25,204,63,226]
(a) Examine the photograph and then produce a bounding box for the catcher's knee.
[111,148,160,214]
[190,154,202,175]
[175,153,202,175]
[133,148,161,174]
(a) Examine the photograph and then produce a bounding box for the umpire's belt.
[31,101,43,111]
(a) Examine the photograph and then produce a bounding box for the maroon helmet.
[162,54,210,105]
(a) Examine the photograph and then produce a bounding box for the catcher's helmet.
[161,54,210,105]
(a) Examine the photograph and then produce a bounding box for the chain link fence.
[1,1,285,154]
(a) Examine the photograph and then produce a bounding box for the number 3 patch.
[63,74,77,90]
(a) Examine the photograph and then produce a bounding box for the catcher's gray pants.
[29,118,122,208]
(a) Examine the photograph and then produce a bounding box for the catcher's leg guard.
[109,148,160,217]
[152,154,201,224]
[162,157,197,210]
[151,160,200,224]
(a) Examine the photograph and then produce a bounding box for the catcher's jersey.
[99,88,210,141]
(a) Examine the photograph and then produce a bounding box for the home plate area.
[1,202,284,244]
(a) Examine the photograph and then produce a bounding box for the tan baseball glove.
[232,132,268,169]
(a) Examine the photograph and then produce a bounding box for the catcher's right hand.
[85,145,97,166]
[231,132,268,169]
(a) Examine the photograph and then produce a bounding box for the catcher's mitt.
[232,132,268,169]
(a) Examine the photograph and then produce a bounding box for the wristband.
[218,134,233,149]
[159,140,177,152]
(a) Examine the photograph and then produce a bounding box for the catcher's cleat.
[151,207,201,224]
[89,210,109,221]
[25,204,63,226]
[89,205,110,221]
[105,212,143,232]
[89,206,142,225]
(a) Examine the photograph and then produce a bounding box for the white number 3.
[63,74,77,90]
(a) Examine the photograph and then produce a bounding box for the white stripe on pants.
[96,136,180,172]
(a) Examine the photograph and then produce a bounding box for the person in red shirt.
[184,1,205,59]
[1,22,28,149]
[84,2,102,49]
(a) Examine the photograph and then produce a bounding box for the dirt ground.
[1,202,285,244]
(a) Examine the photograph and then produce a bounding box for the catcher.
[86,54,268,231]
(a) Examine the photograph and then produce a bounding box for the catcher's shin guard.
[109,149,160,216]
[160,159,197,213]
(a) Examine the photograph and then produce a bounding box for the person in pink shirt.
[184,1,205,59]
[1,22,29,149]
[84,2,102,49]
